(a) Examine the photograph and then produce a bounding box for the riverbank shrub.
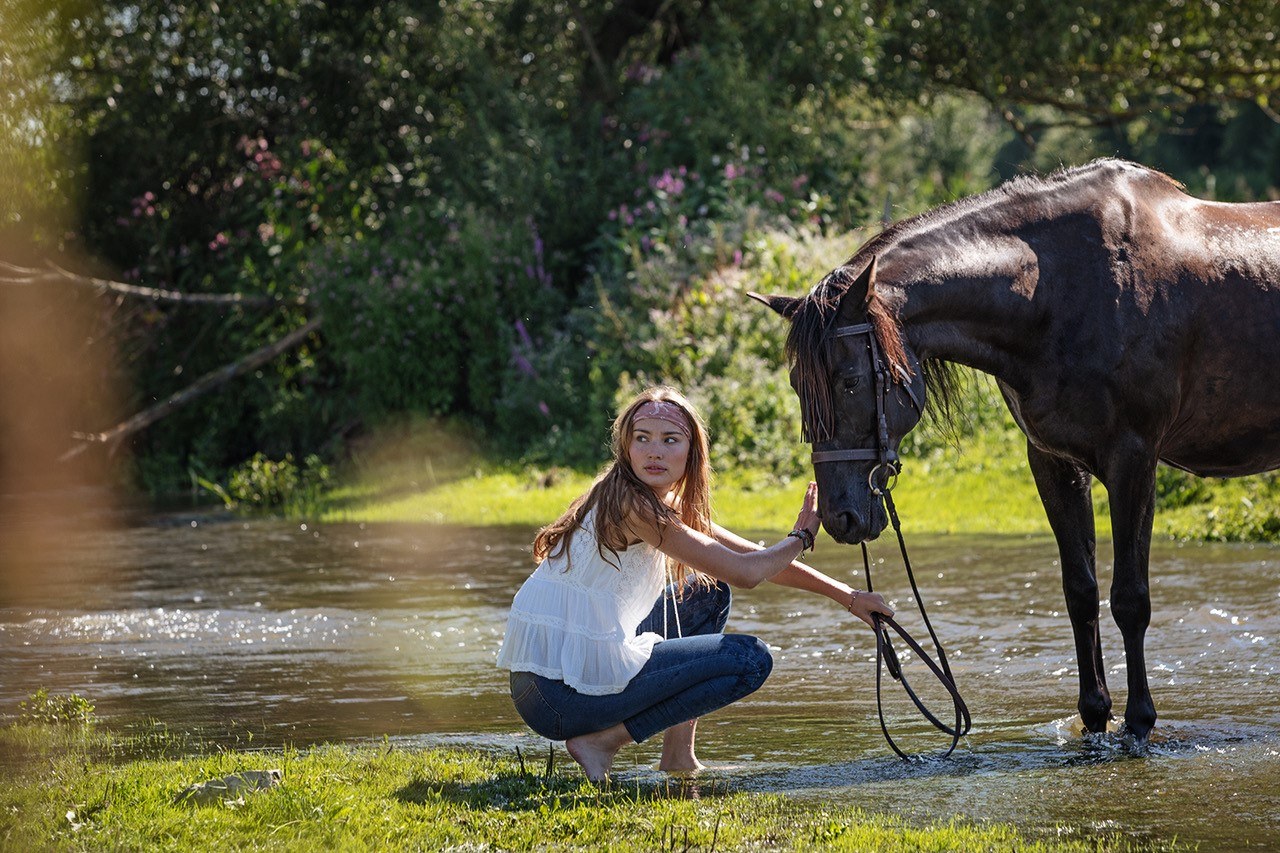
[1155,471,1280,542]
[17,689,96,727]
[494,212,830,474]
[218,452,332,514]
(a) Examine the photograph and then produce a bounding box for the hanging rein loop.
[812,320,970,759]
[862,488,971,760]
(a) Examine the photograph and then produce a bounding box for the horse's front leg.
[1103,443,1159,741]
[1026,443,1112,732]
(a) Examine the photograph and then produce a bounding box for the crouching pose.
[496,386,892,780]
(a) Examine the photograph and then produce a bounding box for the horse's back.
[1147,195,1280,475]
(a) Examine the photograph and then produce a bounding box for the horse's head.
[751,256,926,544]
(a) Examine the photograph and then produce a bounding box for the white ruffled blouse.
[497,510,667,695]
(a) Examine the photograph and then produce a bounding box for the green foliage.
[311,205,563,421]
[497,210,819,470]
[874,1,1279,124]
[1156,472,1280,542]
[612,229,836,479]
[10,1,1278,509]
[1200,500,1280,542]
[18,689,96,727]
[1155,466,1211,510]
[1103,102,1280,202]
[221,453,331,514]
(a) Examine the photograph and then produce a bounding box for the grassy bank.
[316,420,1103,537]
[310,411,1280,543]
[1,721,1169,852]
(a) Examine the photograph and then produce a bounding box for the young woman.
[496,386,893,781]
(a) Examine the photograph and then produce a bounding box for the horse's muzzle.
[821,499,887,544]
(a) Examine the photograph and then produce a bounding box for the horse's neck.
[888,236,1043,380]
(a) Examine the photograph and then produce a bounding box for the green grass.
[313,412,1280,544]
[321,468,593,527]
[315,420,1114,538]
[0,722,1169,852]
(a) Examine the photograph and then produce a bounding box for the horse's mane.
[784,264,913,442]
[784,160,1173,442]
[785,266,965,443]
[859,158,1183,259]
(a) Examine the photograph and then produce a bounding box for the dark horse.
[753,159,1280,740]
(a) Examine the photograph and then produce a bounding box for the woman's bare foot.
[565,723,633,782]
[658,754,706,773]
[658,720,705,773]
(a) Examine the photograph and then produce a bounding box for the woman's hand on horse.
[848,590,894,627]
[794,481,820,537]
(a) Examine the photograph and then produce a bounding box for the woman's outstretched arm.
[628,484,819,589]
[710,522,893,627]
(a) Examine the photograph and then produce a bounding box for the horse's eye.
[843,376,862,393]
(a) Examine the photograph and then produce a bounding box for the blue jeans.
[509,580,773,743]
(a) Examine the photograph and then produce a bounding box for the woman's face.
[628,416,691,497]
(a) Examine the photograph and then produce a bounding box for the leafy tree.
[873,0,1278,140]
[5,0,1276,493]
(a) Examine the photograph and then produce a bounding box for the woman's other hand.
[847,589,894,628]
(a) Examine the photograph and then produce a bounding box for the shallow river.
[2,514,1278,849]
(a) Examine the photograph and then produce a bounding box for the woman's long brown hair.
[531,386,714,589]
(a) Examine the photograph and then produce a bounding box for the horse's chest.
[997,379,1105,461]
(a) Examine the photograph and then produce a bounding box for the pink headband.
[632,400,691,438]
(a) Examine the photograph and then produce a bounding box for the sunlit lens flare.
[1,12,126,613]
[0,243,126,610]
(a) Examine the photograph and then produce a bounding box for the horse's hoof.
[1078,713,1116,735]
[1124,709,1157,744]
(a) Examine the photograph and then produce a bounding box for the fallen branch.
[0,260,305,307]
[60,316,324,461]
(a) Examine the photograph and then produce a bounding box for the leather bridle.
[809,319,971,760]
[810,321,922,491]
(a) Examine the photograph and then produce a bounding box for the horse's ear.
[836,256,877,321]
[747,291,802,319]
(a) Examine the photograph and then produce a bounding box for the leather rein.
[813,321,971,759]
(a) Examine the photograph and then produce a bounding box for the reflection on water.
[2,514,1278,850]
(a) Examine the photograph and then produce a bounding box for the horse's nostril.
[824,508,865,543]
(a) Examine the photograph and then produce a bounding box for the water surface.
[2,515,1278,849]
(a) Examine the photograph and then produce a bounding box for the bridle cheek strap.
[810,321,913,469]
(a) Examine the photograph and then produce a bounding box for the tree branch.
[0,260,306,307]
[570,7,613,99]
[60,316,324,461]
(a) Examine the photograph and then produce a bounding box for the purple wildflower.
[513,352,535,377]
[515,319,533,349]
